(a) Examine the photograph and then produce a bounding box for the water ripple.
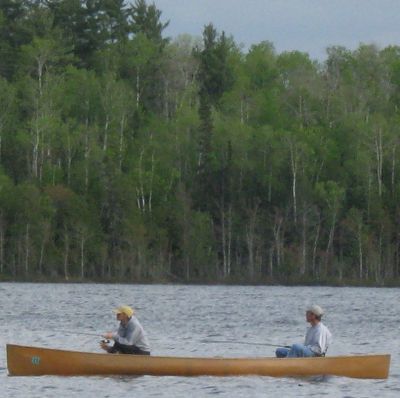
[0,283,398,398]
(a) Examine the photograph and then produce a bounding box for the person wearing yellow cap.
[275,305,332,358]
[100,305,150,355]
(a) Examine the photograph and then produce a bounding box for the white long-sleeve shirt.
[112,316,150,351]
[304,322,332,355]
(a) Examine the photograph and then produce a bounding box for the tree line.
[1,0,400,284]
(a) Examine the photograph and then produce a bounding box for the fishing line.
[201,339,290,348]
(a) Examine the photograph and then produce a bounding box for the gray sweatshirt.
[112,316,150,351]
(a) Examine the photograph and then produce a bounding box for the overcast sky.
[151,0,400,60]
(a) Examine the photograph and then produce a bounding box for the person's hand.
[100,340,109,351]
[103,332,114,339]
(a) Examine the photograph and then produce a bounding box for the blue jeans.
[275,344,316,358]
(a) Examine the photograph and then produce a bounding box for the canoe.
[6,344,390,379]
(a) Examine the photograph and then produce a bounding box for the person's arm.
[305,327,323,355]
[320,328,332,354]
[306,327,330,355]
[308,342,322,355]
[114,320,141,346]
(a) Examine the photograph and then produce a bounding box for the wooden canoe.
[6,344,390,379]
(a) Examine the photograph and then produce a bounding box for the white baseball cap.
[307,304,324,317]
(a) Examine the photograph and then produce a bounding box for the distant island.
[0,1,399,286]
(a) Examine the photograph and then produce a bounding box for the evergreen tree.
[0,0,33,79]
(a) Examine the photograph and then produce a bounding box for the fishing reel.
[101,339,110,344]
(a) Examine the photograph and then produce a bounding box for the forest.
[1,0,400,285]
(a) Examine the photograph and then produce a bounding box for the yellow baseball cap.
[113,305,134,317]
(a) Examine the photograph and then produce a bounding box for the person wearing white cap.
[275,304,332,358]
[100,305,151,355]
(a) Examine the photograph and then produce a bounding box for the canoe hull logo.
[31,356,41,365]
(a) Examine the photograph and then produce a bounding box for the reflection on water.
[0,283,398,397]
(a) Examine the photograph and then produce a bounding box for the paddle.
[201,339,291,349]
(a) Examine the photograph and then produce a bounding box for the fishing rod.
[53,329,101,337]
[53,331,289,348]
[201,339,291,349]
[53,329,111,344]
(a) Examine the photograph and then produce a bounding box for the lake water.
[0,283,398,397]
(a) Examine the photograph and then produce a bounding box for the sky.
[151,0,400,60]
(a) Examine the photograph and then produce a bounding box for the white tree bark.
[25,223,30,275]
[288,139,298,224]
[103,114,109,152]
[80,234,85,280]
[137,149,146,212]
[374,127,383,197]
[273,214,283,268]
[358,222,363,279]
[119,114,126,170]
[300,206,308,275]
[136,68,141,109]
[312,213,321,277]
[149,151,155,214]
[63,231,69,281]
[246,202,259,279]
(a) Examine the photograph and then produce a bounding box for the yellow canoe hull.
[6,344,390,379]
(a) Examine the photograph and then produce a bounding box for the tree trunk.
[137,149,146,212]
[136,68,141,109]
[119,249,125,279]
[288,140,298,224]
[358,223,363,280]
[103,114,109,152]
[273,213,283,270]
[375,127,383,197]
[375,227,383,282]
[80,234,85,280]
[25,223,30,276]
[227,205,232,276]
[240,95,246,125]
[269,248,274,278]
[300,206,308,275]
[119,114,126,170]
[84,102,90,193]
[0,215,4,274]
[149,151,155,214]
[67,134,72,185]
[164,79,169,119]
[268,168,273,202]
[221,204,227,278]
[391,145,396,194]
[39,238,45,276]
[32,103,40,178]
[84,138,89,193]
[312,214,321,278]
[325,211,337,276]
[64,231,69,281]
[220,203,232,278]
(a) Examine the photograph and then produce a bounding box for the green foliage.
[129,0,169,46]
[0,1,399,284]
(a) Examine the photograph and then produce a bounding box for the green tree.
[0,0,33,79]
[194,24,234,211]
